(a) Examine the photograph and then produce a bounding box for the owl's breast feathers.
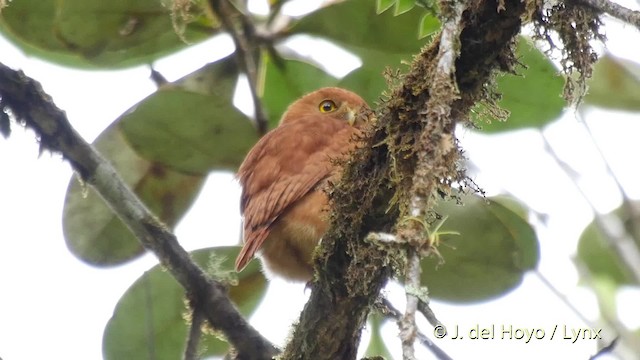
[235,116,362,272]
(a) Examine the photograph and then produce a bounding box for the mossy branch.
[282,0,527,358]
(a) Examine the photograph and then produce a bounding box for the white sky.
[1,1,640,359]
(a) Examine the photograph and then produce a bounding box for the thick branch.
[575,0,640,29]
[0,63,277,360]
[283,0,527,358]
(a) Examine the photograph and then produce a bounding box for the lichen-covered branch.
[575,0,640,29]
[397,2,465,357]
[0,62,277,360]
[282,0,528,358]
[400,251,421,360]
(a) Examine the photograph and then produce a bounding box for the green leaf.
[577,218,636,286]
[63,125,205,266]
[63,57,249,266]
[103,247,267,360]
[376,0,396,14]
[584,54,640,112]
[261,56,338,127]
[419,13,440,39]
[0,0,216,68]
[395,0,415,15]
[365,313,393,359]
[478,37,565,133]
[119,57,257,174]
[291,0,426,54]
[421,195,540,303]
[170,56,240,100]
[330,11,439,105]
[120,89,256,173]
[490,195,529,219]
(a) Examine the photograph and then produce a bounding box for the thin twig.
[573,261,640,354]
[417,297,442,328]
[208,0,269,135]
[400,251,421,360]
[184,307,205,360]
[541,132,640,283]
[589,337,619,359]
[578,110,640,243]
[149,68,169,88]
[379,298,454,360]
[0,62,278,360]
[575,0,640,29]
[533,270,594,327]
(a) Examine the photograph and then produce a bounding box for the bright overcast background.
[1,1,640,359]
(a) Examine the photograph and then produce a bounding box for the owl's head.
[280,87,372,128]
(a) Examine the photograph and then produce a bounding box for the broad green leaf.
[0,0,216,68]
[577,219,636,286]
[63,57,249,266]
[103,247,268,360]
[490,195,529,219]
[584,54,640,112]
[421,195,540,303]
[119,89,256,174]
[171,56,239,100]
[261,56,338,127]
[478,37,565,133]
[336,18,439,105]
[119,57,255,174]
[419,13,440,39]
[63,126,205,266]
[395,0,416,15]
[365,313,393,359]
[291,0,426,54]
[376,0,396,14]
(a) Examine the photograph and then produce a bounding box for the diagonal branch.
[379,298,453,360]
[589,337,619,360]
[208,0,269,135]
[541,133,640,283]
[574,0,640,29]
[0,62,278,360]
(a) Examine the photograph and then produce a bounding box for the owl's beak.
[346,108,357,126]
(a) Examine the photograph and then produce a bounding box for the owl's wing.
[235,117,358,271]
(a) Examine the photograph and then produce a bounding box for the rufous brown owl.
[235,87,371,281]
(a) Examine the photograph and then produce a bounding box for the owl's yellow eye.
[319,100,337,113]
